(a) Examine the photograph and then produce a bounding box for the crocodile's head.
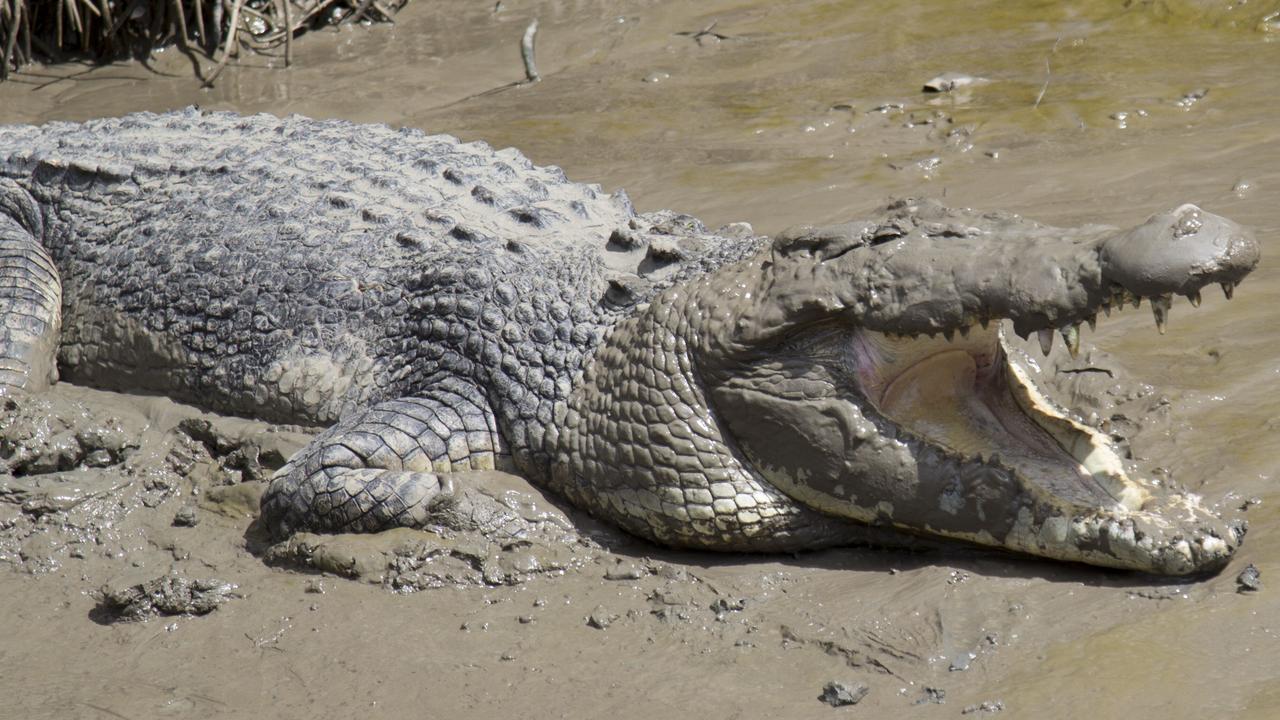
[698,199,1258,575]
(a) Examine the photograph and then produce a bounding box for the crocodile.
[0,109,1259,575]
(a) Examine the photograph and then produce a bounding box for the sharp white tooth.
[1151,294,1171,334]
[1222,281,1235,300]
[1061,324,1081,358]
[1037,328,1055,356]
[1187,290,1202,308]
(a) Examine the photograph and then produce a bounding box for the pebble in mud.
[587,605,618,629]
[818,681,869,707]
[1236,564,1262,593]
[172,505,199,527]
[949,650,976,671]
[921,72,988,93]
[962,700,1005,714]
[1174,88,1208,109]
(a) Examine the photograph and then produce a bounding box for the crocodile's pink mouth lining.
[848,324,1128,509]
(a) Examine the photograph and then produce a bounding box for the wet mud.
[2,1,1279,718]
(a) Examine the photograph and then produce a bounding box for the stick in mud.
[202,0,244,88]
[522,18,540,83]
[1033,35,1062,109]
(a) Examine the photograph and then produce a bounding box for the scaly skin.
[0,109,1260,574]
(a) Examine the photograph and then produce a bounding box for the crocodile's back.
[0,109,638,423]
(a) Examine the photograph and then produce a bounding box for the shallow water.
[1,0,1278,717]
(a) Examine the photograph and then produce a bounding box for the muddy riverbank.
[2,1,1278,717]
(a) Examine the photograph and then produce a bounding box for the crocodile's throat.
[853,326,1137,512]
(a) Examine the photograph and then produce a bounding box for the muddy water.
[1,1,1278,718]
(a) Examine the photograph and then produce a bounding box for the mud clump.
[176,417,292,484]
[1237,563,1262,593]
[262,478,604,591]
[0,394,137,476]
[819,681,870,707]
[96,571,240,622]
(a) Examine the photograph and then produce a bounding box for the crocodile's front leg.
[0,181,61,394]
[260,378,506,537]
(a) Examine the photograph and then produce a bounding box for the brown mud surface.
[2,1,1279,717]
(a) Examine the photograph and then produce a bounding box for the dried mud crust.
[0,383,615,594]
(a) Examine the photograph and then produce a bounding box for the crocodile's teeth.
[1087,314,1097,332]
[979,316,990,330]
[1061,324,1081,358]
[1131,294,1142,309]
[959,325,970,338]
[1151,294,1171,334]
[1037,328,1055,356]
[943,328,955,342]
[1102,303,1112,318]
[1222,281,1235,300]
[1187,290,1202,308]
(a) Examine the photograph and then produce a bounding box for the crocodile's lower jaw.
[848,323,1238,574]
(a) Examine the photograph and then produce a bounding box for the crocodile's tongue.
[866,331,1122,509]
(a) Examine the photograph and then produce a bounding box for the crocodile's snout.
[1100,204,1260,300]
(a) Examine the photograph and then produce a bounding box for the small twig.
[192,0,205,50]
[280,0,291,66]
[63,0,83,36]
[1033,35,1062,109]
[2,0,22,80]
[109,0,144,37]
[98,0,115,55]
[22,0,34,66]
[170,0,190,51]
[202,0,244,87]
[341,0,374,25]
[521,18,539,83]
[675,20,729,43]
[209,0,222,51]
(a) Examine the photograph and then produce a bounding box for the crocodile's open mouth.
[707,202,1253,573]
[852,323,1140,514]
